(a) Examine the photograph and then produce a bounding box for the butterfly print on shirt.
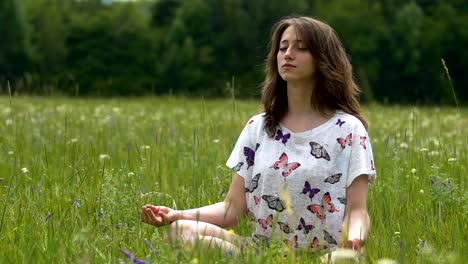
[323,230,338,245]
[324,173,342,184]
[275,129,291,145]
[243,143,260,169]
[307,192,339,222]
[258,214,273,230]
[371,160,375,171]
[253,195,261,205]
[231,162,244,172]
[272,152,301,180]
[245,173,261,193]
[337,133,353,150]
[310,141,331,161]
[360,136,367,149]
[301,181,320,200]
[278,221,293,234]
[283,235,299,248]
[335,118,345,127]
[296,217,314,235]
[247,208,256,222]
[262,194,286,212]
[337,197,346,205]
[310,236,328,252]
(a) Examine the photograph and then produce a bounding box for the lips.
[282,63,296,68]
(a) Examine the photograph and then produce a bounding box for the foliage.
[0,0,467,103]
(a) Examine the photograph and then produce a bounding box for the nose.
[284,47,294,60]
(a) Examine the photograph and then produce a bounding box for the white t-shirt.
[226,111,376,250]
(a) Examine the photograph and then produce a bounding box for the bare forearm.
[343,209,370,241]
[175,201,243,228]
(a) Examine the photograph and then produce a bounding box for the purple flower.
[45,212,52,221]
[119,249,145,264]
[74,199,81,209]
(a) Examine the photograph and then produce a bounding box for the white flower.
[411,168,417,174]
[5,119,12,126]
[21,167,29,174]
[8,151,14,155]
[394,231,401,235]
[429,151,439,156]
[142,145,150,150]
[128,172,135,177]
[69,138,78,144]
[419,148,429,152]
[376,259,398,264]
[399,143,409,149]
[447,158,457,162]
[99,154,110,160]
[420,189,424,194]
[212,139,220,143]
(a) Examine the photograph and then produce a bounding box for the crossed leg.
[165,220,243,254]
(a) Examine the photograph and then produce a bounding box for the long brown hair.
[261,16,368,137]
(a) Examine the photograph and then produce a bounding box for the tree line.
[1,0,467,104]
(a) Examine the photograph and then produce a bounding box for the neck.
[286,79,316,114]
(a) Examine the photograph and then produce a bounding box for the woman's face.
[277,25,316,83]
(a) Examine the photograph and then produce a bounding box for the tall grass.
[0,96,466,263]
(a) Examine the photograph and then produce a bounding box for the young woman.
[141,16,376,255]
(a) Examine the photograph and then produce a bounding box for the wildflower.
[394,231,400,235]
[45,212,52,221]
[142,145,150,150]
[119,249,145,264]
[8,151,14,155]
[411,168,417,174]
[69,138,78,144]
[99,154,110,160]
[5,118,12,126]
[419,148,429,152]
[429,151,439,156]
[74,199,81,209]
[212,139,220,143]
[420,189,424,194]
[399,143,408,149]
[128,172,135,177]
[447,158,457,162]
[191,258,199,264]
[21,167,29,174]
[376,259,398,264]
[227,229,235,236]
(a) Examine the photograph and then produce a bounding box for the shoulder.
[335,111,366,131]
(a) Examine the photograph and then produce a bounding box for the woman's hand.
[140,205,180,227]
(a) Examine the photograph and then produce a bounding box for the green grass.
[0,96,466,263]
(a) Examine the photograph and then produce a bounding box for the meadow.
[0,96,466,263]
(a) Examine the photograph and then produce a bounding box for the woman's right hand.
[140,205,179,227]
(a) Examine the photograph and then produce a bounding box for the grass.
[0,96,466,263]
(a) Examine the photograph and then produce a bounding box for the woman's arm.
[142,174,247,228]
[342,174,370,248]
[177,174,247,227]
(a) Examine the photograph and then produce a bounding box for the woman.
[141,16,376,255]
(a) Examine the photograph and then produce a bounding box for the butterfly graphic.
[253,234,270,247]
[371,160,375,171]
[258,214,273,230]
[296,217,314,235]
[247,208,256,222]
[275,129,291,145]
[232,162,244,172]
[262,194,286,212]
[272,152,301,179]
[336,118,345,127]
[301,181,320,200]
[307,192,339,222]
[253,195,261,205]
[283,235,299,248]
[310,141,331,161]
[243,143,260,169]
[278,221,293,234]
[248,119,254,125]
[245,173,261,193]
[310,237,328,251]
[324,173,342,184]
[323,230,337,245]
[337,197,346,205]
[337,133,353,150]
[360,136,367,149]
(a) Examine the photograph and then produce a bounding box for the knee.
[164,220,192,243]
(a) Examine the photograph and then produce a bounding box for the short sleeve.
[226,117,257,179]
[346,124,376,187]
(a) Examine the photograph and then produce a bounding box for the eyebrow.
[280,39,304,45]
